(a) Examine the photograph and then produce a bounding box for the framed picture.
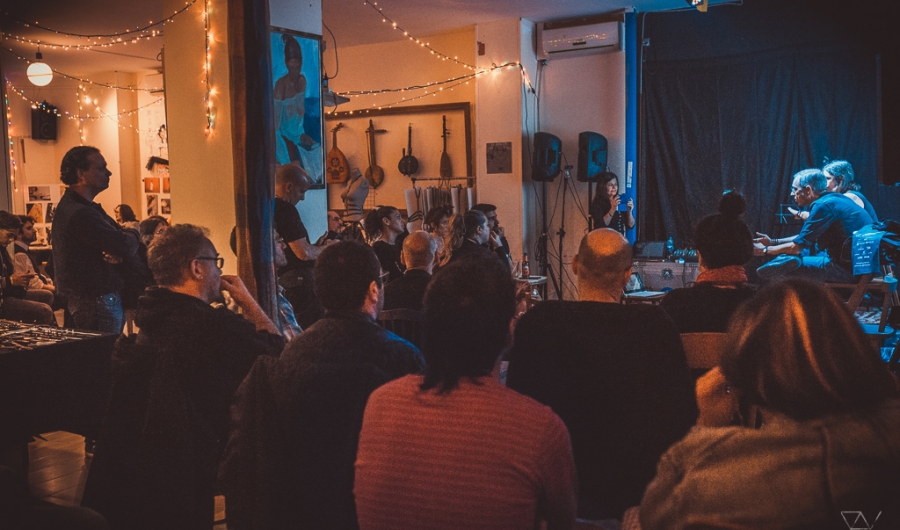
[271,27,325,189]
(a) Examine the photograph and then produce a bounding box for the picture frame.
[270,27,325,189]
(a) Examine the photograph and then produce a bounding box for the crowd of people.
[1,149,898,530]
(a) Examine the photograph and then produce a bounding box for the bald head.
[275,163,311,204]
[402,230,437,271]
[573,229,633,291]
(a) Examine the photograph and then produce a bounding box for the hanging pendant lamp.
[27,48,53,87]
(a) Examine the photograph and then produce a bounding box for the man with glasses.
[471,203,512,272]
[52,146,140,333]
[82,224,284,529]
[221,241,422,529]
[754,168,873,283]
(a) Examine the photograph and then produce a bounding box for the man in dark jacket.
[507,229,697,522]
[82,224,284,530]
[222,241,423,530]
[51,146,140,332]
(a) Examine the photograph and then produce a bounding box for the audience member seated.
[355,256,577,530]
[440,209,499,267]
[138,215,169,247]
[0,212,55,325]
[641,280,900,529]
[316,210,344,245]
[82,224,284,530]
[383,231,435,311]
[660,191,756,332]
[471,203,512,272]
[221,241,423,530]
[113,204,139,230]
[365,206,407,283]
[423,205,452,264]
[13,215,56,308]
[507,229,697,522]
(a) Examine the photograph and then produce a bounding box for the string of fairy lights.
[5,90,20,192]
[202,0,216,134]
[361,0,476,71]
[3,0,214,133]
[6,80,162,123]
[333,2,536,111]
[4,0,197,39]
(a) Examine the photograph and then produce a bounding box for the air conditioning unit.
[537,14,623,59]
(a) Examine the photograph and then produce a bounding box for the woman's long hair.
[721,279,895,421]
[362,206,398,244]
[439,209,486,267]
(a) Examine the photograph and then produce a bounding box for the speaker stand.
[539,181,562,300]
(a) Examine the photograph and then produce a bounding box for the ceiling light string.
[342,62,527,111]
[76,86,85,145]
[202,0,216,134]
[5,90,19,192]
[5,80,162,120]
[2,46,160,92]
[361,0,476,71]
[7,0,197,39]
[338,61,524,98]
[1,30,164,51]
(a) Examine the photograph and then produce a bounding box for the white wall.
[163,0,236,271]
[531,50,626,299]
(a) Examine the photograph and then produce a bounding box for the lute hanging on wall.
[326,123,349,184]
[439,115,452,179]
[398,124,420,178]
[364,119,387,188]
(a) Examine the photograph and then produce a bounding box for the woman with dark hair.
[423,205,453,262]
[660,191,756,332]
[641,280,900,529]
[439,209,497,267]
[364,206,406,283]
[139,216,169,247]
[593,174,634,235]
[114,204,138,229]
[355,257,577,529]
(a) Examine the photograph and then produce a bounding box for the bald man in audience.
[382,231,435,311]
[506,229,697,523]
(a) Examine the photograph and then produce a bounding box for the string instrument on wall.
[326,123,349,184]
[364,119,387,188]
[398,124,420,178]
[439,115,452,179]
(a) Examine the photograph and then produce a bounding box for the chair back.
[680,333,728,371]
[377,308,426,348]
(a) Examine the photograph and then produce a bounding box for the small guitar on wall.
[326,123,349,184]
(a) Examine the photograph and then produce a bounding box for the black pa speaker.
[532,132,561,182]
[577,131,609,182]
[31,102,58,141]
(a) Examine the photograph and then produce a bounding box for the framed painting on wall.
[270,27,325,189]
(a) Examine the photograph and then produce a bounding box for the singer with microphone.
[593,174,634,235]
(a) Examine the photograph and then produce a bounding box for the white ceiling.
[1,0,697,90]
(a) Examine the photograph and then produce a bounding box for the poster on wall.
[26,203,43,225]
[147,195,158,216]
[28,186,52,201]
[270,27,325,189]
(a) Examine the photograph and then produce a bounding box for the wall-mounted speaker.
[532,131,561,181]
[577,131,609,182]
[31,102,58,141]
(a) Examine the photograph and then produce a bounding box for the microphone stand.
[540,180,561,300]
[555,166,574,300]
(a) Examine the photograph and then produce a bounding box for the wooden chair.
[376,308,425,348]
[826,265,898,334]
[680,333,728,373]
